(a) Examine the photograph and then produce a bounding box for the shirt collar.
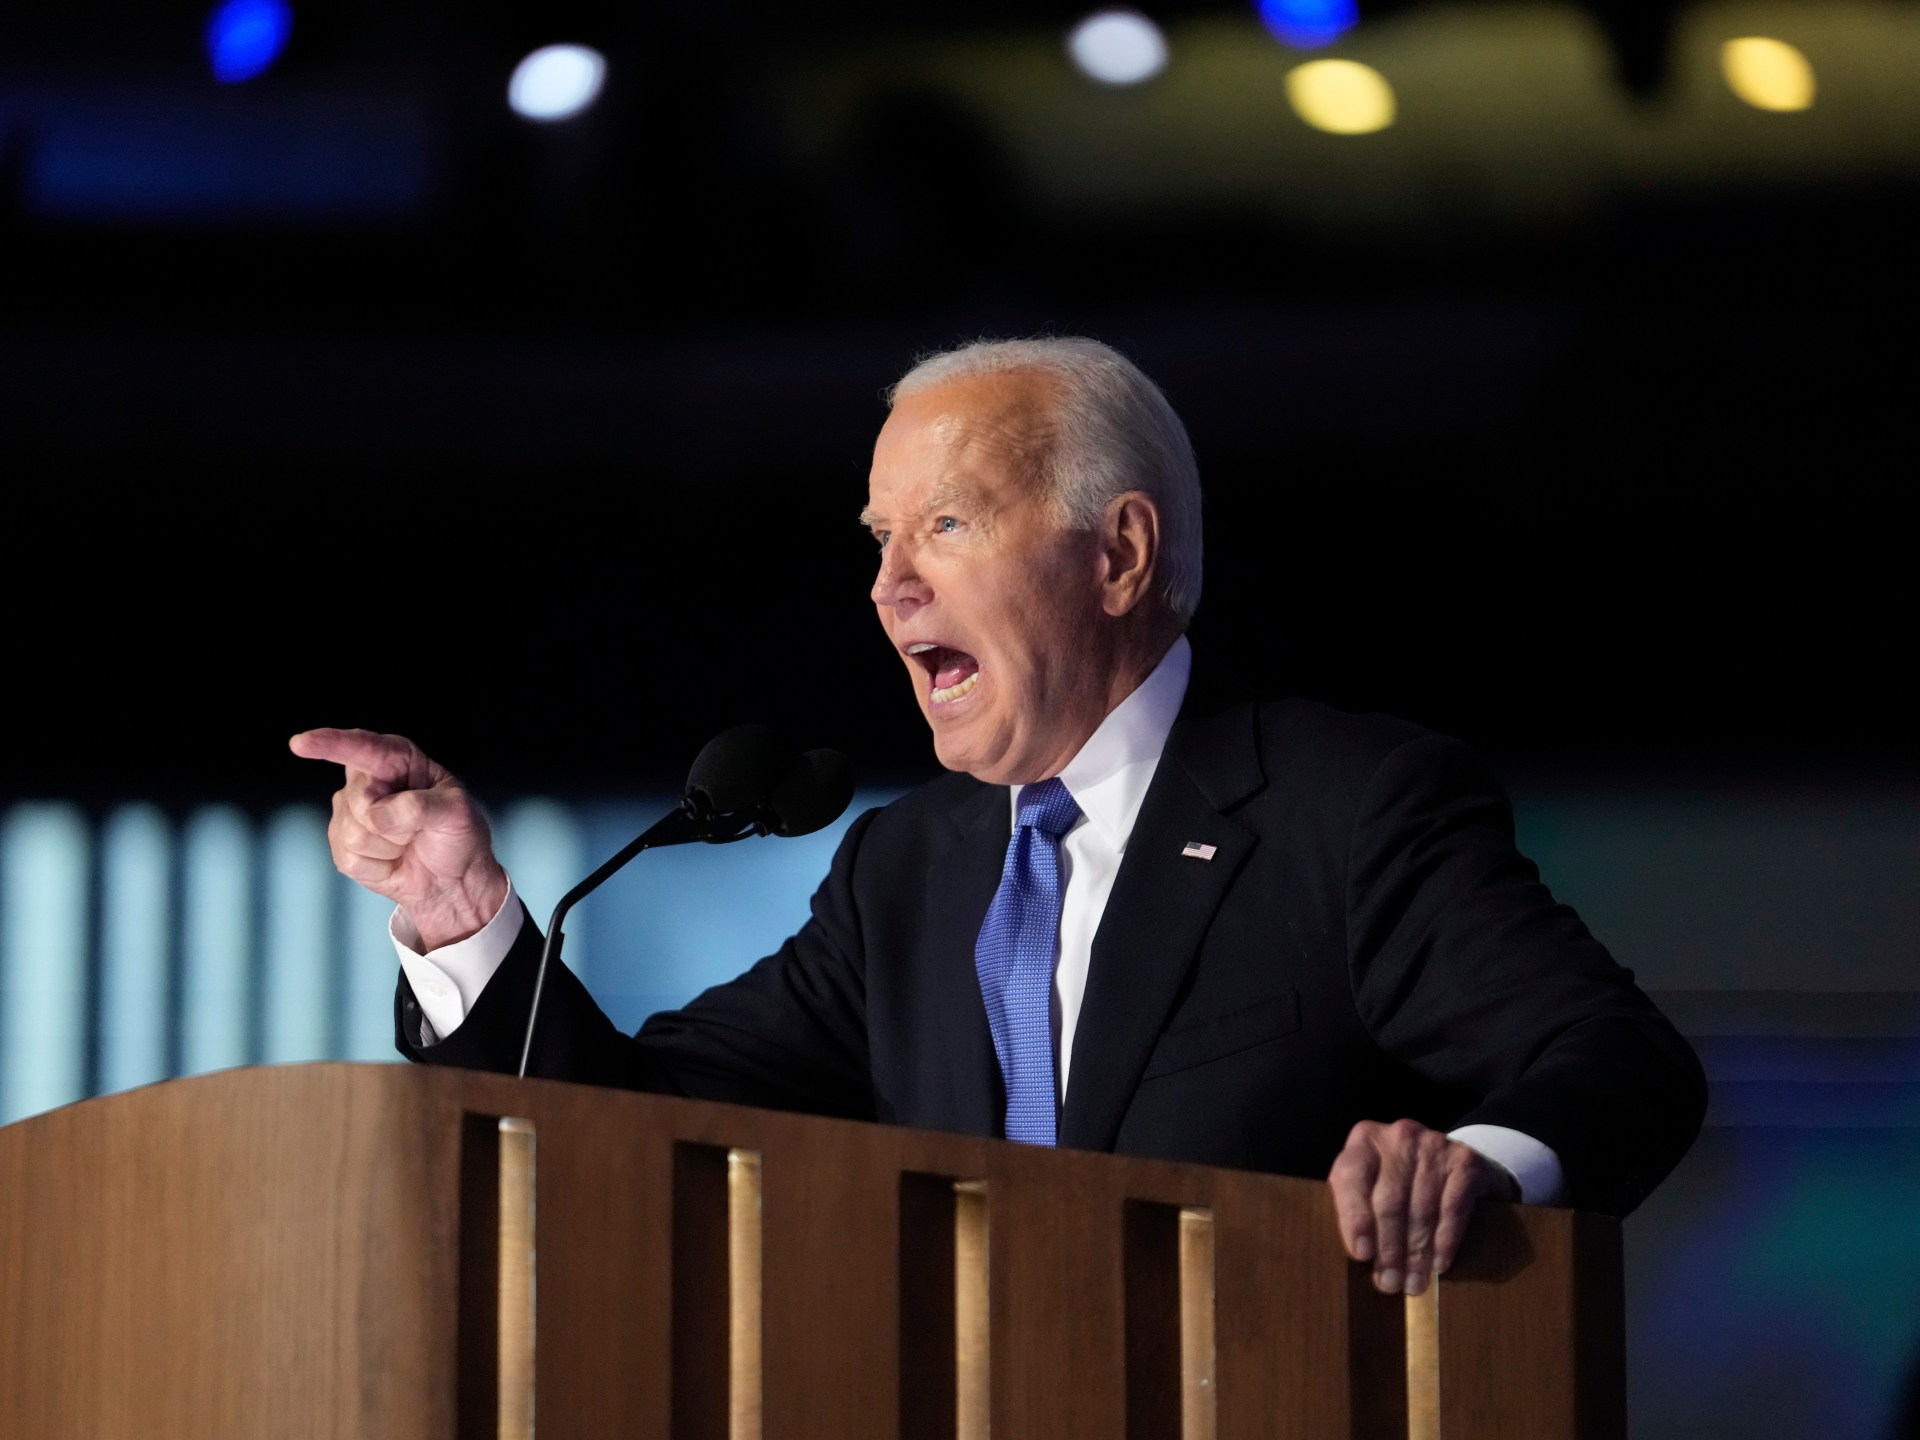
[1009,635,1192,853]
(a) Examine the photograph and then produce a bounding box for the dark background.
[3,5,1919,1436]
[3,0,1912,805]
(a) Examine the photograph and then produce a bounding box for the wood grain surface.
[0,1063,1623,1439]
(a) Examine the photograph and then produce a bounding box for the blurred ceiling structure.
[2,2,1912,237]
[0,0,1912,795]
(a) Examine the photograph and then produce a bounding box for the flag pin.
[1181,841,1217,861]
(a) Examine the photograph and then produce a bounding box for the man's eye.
[874,530,891,549]
[937,516,959,533]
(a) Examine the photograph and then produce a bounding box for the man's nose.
[871,541,931,616]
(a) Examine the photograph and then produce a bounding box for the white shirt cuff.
[391,883,526,1043]
[1447,1124,1566,1205]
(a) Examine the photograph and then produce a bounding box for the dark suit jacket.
[399,681,1706,1217]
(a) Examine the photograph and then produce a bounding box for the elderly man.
[293,337,1704,1298]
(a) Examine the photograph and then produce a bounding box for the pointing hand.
[289,727,509,951]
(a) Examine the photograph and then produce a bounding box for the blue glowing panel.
[495,800,588,973]
[25,98,433,221]
[206,0,293,84]
[98,806,172,1095]
[1627,1127,1920,1438]
[1257,0,1358,48]
[262,808,332,1063]
[576,791,903,1035]
[181,808,253,1074]
[0,805,90,1124]
[1509,790,1920,992]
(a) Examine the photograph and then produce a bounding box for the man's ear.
[1097,492,1162,617]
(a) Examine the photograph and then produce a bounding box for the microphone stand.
[515,804,767,1079]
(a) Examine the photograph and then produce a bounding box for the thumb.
[366,791,426,840]
[368,785,469,842]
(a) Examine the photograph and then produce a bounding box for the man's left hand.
[1327,1119,1519,1295]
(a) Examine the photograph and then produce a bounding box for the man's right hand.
[289,727,510,952]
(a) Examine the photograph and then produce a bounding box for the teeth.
[930,671,979,704]
[907,643,937,654]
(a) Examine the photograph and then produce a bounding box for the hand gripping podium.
[0,1063,1625,1439]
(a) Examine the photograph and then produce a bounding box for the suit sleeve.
[395,808,880,1122]
[1343,735,1707,1216]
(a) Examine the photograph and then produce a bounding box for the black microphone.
[516,726,855,1078]
[764,748,856,837]
[684,723,791,824]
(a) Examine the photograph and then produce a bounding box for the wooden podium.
[0,1063,1623,1439]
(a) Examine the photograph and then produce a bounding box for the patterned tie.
[975,776,1081,1145]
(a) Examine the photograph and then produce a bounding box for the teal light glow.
[262,807,332,1063]
[98,805,172,1094]
[181,807,252,1074]
[0,805,90,1123]
[341,876,400,1061]
[496,799,587,971]
[1743,1141,1920,1398]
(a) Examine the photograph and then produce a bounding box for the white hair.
[888,336,1204,623]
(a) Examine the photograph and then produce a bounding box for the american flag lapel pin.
[1181,841,1217,861]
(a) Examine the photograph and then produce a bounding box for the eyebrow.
[857,481,973,531]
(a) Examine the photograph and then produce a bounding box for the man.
[293,337,1704,1300]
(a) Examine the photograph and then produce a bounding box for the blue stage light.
[206,0,294,84]
[1257,0,1358,49]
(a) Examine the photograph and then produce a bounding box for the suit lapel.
[917,783,1010,1137]
[1060,696,1265,1152]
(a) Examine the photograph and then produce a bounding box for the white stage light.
[508,44,608,122]
[1067,10,1170,86]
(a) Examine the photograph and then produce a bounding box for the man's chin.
[928,718,997,781]
[929,732,976,776]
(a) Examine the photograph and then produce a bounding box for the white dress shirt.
[395,634,1563,1203]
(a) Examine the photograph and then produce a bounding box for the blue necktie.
[975,777,1081,1145]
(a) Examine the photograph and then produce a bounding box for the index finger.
[289,727,425,785]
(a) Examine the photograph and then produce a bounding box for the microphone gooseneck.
[516,725,855,1078]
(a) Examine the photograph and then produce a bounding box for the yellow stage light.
[1721,37,1816,113]
[1286,59,1396,135]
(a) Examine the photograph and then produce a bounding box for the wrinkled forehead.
[877,368,1063,489]
[925,369,1060,452]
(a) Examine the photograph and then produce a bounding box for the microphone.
[764,747,856,837]
[516,726,855,1078]
[684,723,790,824]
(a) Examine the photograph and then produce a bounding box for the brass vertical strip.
[952,1180,990,1440]
[1405,1282,1439,1440]
[726,1149,763,1440]
[1177,1208,1216,1440]
[497,1117,537,1440]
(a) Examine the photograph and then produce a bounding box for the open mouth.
[906,642,981,704]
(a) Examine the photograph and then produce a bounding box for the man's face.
[863,369,1120,785]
